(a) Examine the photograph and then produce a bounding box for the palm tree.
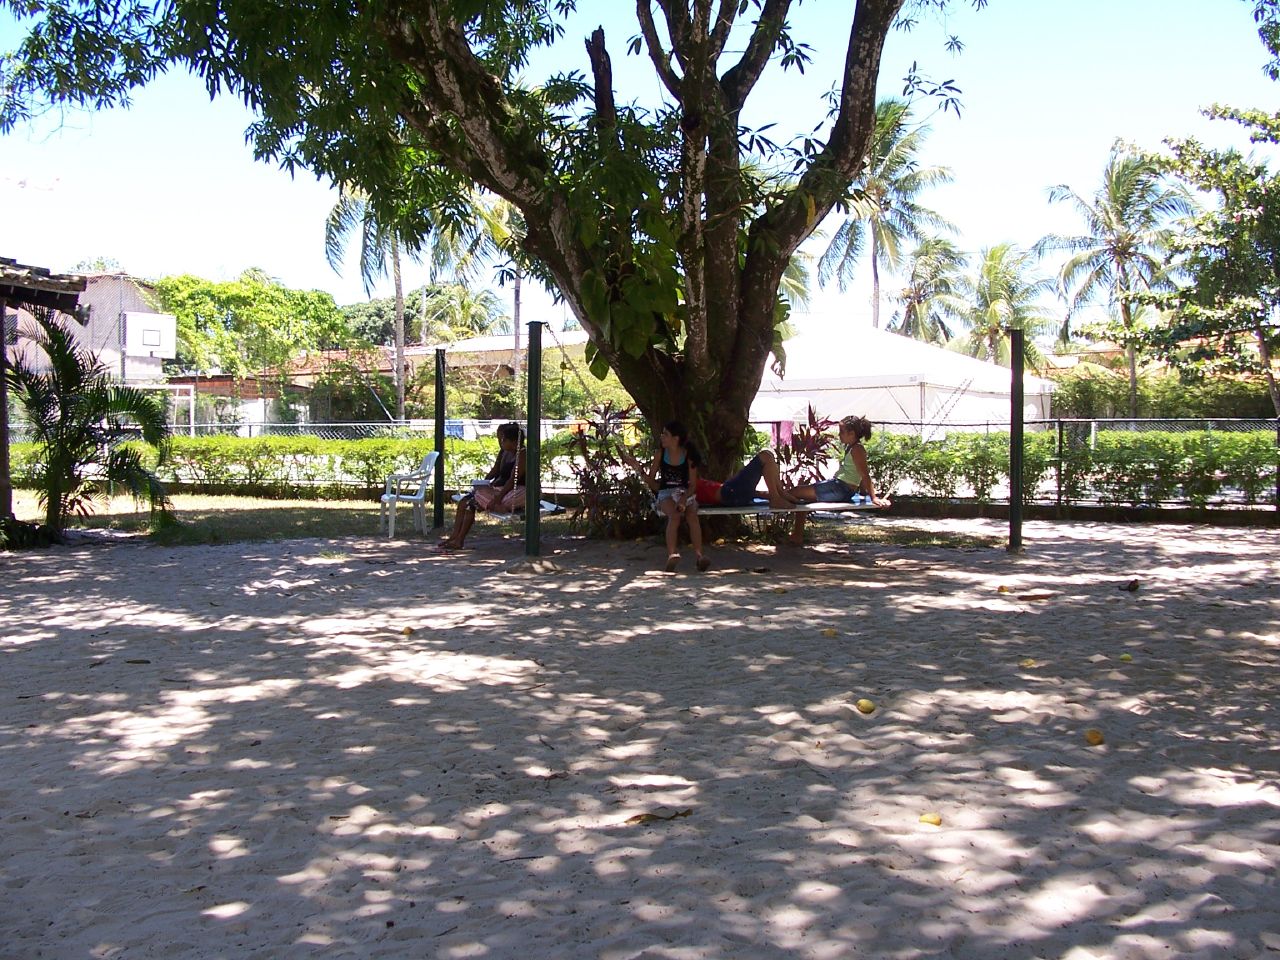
[819,98,954,329]
[474,197,529,379]
[325,186,412,420]
[421,284,510,340]
[6,310,171,538]
[1035,141,1192,414]
[890,237,968,344]
[951,243,1056,367]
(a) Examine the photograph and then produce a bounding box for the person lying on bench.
[693,450,800,510]
[789,415,892,509]
[439,422,525,550]
[619,420,710,573]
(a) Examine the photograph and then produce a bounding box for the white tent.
[752,328,1054,431]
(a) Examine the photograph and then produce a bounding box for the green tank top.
[835,445,864,488]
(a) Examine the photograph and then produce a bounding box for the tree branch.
[636,1,682,99]
[375,6,547,208]
[756,0,904,258]
[656,0,693,71]
[720,0,793,111]
[586,28,618,136]
[708,0,739,58]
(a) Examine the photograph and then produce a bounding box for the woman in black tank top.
[619,420,711,573]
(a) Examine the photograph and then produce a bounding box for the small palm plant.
[6,310,172,539]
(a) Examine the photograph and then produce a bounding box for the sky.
[2,1,1277,338]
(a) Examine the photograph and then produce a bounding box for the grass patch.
[816,522,1001,551]
[12,490,997,550]
[12,490,577,546]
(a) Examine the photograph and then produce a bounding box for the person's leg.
[686,504,709,571]
[789,513,807,546]
[789,483,818,503]
[451,505,477,546]
[659,499,682,569]
[440,498,472,545]
[756,451,799,508]
[442,504,478,547]
[718,455,766,507]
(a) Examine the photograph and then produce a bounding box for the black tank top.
[659,451,689,490]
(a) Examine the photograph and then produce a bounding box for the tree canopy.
[2,0,984,471]
[152,269,346,381]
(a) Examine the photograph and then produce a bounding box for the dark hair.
[498,422,525,445]
[661,419,702,467]
[840,415,872,442]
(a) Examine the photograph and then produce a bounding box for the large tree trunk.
[380,0,903,476]
[511,271,522,384]
[871,247,882,330]
[1256,319,1280,416]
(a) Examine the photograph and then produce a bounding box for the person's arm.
[622,445,661,493]
[851,445,890,507]
[484,449,503,482]
[682,463,701,511]
[496,451,520,498]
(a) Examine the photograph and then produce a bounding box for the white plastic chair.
[379,451,439,538]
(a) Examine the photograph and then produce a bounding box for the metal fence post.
[433,348,446,529]
[1008,328,1024,552]
[525,322,543,557]
[1056,419,1064,510]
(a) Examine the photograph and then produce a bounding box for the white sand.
[2,518,1278,959]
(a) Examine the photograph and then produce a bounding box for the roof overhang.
[0,257,88,314]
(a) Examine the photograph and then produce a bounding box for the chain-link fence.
[869,417,1279,508]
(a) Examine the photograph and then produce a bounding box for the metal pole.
[0,297,11,519]
[525,321,543,557]
[1056,419,1064,510]
[1008,328,1025,553]
[433,348,446,529]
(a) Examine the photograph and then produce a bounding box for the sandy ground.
[2,517,1278,960]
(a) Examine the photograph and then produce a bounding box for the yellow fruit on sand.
[1020,658,1037,669]
[1084,728,1105,746]
[401,626,414,636]
[821,628,838,638]
[919,812,942,826]
[1119,653,1133,662]
[855,699,876,714]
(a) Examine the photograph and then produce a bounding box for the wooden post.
[433,348,446,529]
[1009,327,1025,553]
[525,321,542,557]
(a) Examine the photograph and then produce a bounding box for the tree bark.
[377,0,904,476]
[1256,318,1280,416]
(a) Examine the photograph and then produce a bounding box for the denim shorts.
[813,478,855,503]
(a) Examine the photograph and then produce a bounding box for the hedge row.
[869,428,1277,507]
[10,428,1276,508]
[10,435,501,499]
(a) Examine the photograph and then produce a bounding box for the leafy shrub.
[775,407,838,487]
[560,404,656,539]
[1217,431,1277,504]
[952,433,1004,503]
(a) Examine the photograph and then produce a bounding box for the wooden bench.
[692,499,881,517]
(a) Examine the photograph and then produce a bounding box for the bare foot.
[665,554,680,573]
[439,538,464,550]
[696,555,711,572]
